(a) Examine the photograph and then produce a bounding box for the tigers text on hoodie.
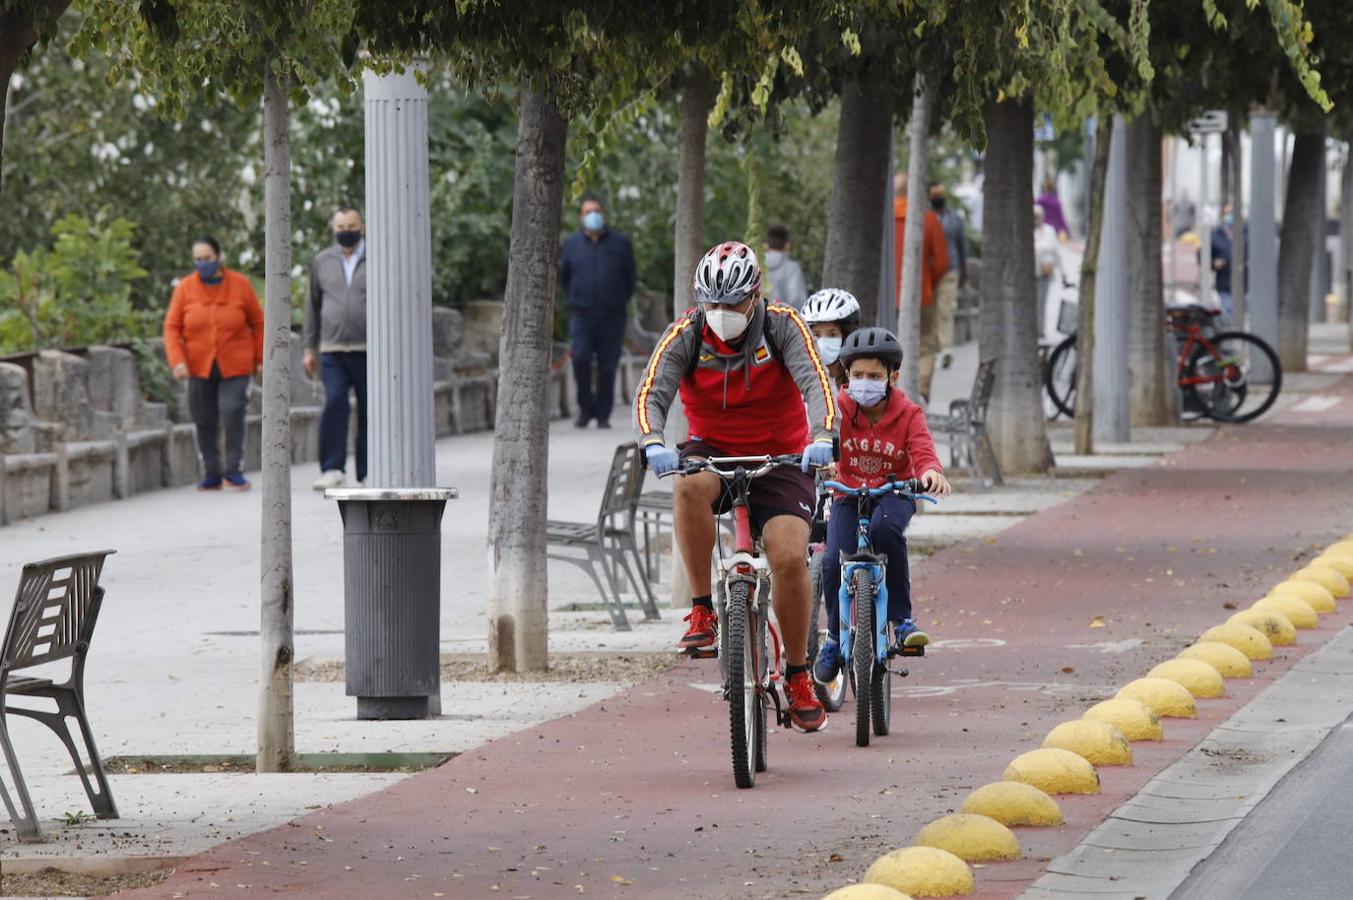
[834,386,942,489]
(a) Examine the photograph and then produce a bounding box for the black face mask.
[335,230,362,248]
[930,197,946,211]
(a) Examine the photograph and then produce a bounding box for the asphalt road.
[1175,714,1353,900]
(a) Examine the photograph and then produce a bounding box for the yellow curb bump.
[914,814,1021,862]
[1178,641,1253,678]
[1227,609,1296,646]
[1295,562,1350,598]
[1083,698,1163,741]
[1253,595,1318,629]
[864,846,975,897]
[1116,677,1198,718]
[960,782,1063,826]
[1042,719,1133,765]
[1002,747,1100,795]
[1147,658,1225,698]
[1199,622,1274,660]
[1325,540,1353,559]
[1269,579,1337,613]
[823,885,914,900]
[1315,553,1353,580]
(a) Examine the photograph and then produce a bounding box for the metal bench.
[635,490,737,585]
[1,550,118,842]
[546,443,659,631]
[928,356,1004,492]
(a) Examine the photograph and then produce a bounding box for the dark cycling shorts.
[679,439,816,534]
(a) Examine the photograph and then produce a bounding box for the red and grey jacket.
[632,300,837,456]
[833,387,942,489]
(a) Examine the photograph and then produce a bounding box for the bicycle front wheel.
[724,582,758,789]
[851,569,876,748]
[808,549,847,711]
[1185,331,1282,423]
[1045,335,1078,419]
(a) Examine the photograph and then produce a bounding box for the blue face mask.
[1223,213,1234,227]
[195,260,221,279]
[847,378,889,407]
[583,211,605,232]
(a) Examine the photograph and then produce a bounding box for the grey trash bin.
[327,487,457,720]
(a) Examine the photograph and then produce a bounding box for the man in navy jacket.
[559,194,637,428]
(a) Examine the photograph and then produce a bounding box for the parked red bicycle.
[1045,304,1282,423]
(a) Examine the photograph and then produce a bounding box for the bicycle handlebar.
[657,454,811,480]
[822,478,937,504]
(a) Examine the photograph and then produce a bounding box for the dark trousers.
[822,494,916,636]
[319,351,368,481]
[570,314,626,423]
[188,364,250,478]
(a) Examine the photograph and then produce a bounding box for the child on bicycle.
[800,288,861,388]
[813,327,952,686]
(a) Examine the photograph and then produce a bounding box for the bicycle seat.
[1165,303,1218,318]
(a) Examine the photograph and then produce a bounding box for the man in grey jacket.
[304,207,368,490]
[763,223,807,307]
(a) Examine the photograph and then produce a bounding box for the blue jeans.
[319,351,367,481]
[570,314,626,423]
[822,493,916,636]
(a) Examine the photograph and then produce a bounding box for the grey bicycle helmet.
[800,288,861,327]
[839,327,903,369]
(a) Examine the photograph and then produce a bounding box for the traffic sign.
[1189,110,1229,134]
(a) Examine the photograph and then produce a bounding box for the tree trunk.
[1276,130,1325,371]
[257,66,294,774]
[821,78,893,323]
[1125,117,1171,427]
[1229,125,1248,329]
[897,76,931,402]
[979,98,1054,474]
[1073,116,1112,454]
[666,60,712,610]
[488,83,567,673]
[674,61,711,320]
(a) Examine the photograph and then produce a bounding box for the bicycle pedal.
[681,647,718,660]
[890,644,926,658]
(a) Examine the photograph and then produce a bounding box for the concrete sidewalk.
[63,335,1353,898]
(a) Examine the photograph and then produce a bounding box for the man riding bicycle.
[634,241,838,732]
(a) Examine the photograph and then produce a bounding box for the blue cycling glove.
[645,443,680,476]
[801,439,834,473]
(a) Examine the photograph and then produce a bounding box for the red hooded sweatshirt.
[834,386,942,489]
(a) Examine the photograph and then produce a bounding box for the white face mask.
[816,336,842,364]
[706,307,750,342]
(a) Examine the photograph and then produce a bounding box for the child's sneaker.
[813,639,843,685]
[895,618,930,649]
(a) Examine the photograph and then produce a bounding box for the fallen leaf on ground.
[1089,615,1106,628]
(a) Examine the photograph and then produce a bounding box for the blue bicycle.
[821,477,937,747]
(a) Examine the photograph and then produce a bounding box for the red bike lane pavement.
[124,388,1353,899]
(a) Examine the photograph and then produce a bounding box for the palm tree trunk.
[487,82,567,673]
[257,65,295,773]
[980,98,1054,474]
[1125,117,1171,427]
[1276,130,1325,371]
[821,78,893,323]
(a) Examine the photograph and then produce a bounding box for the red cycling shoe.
[785,670,827,732]
[678,605,718,649]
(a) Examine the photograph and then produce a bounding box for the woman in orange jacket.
[163,236,264,491]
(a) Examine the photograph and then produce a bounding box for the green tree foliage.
[0,213,150,353]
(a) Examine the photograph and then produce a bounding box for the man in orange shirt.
[892,172,949,402]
